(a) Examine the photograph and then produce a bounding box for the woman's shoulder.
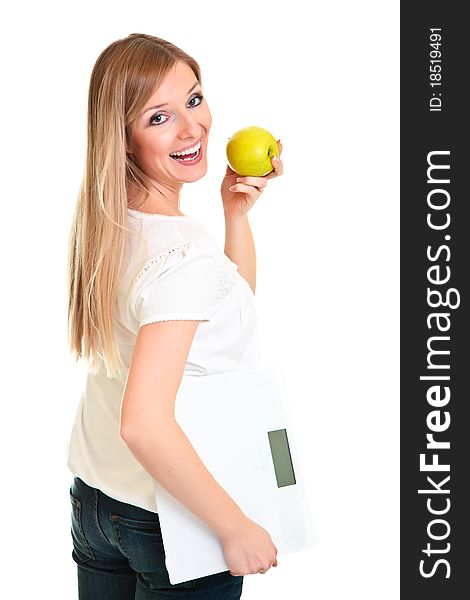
[127,236,230,326]
[128,214,217,260]
[130,232,224,288]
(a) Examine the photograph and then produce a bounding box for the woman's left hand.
[221,140,283,219]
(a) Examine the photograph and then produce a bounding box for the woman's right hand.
[220,515,278,576]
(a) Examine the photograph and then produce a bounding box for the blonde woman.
[66,33,283,599]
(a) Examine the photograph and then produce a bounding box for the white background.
[1,1,399,598]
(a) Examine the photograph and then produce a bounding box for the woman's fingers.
[272,154,283,175]
[265,141,283,179]
[232,176,268,191]
[228,182,265,198]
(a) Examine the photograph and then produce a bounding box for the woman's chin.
[177,161,208,183]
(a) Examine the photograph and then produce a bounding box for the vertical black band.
[401,2,469,596]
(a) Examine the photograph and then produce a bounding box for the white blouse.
[66,208,262,512]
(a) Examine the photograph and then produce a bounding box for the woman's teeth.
[170,140,202,160]
[170,148,200,161]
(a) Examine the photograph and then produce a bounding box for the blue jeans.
[69,476,244,598]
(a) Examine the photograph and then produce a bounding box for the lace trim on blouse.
[132,242,192,285]
[132,241,237,300]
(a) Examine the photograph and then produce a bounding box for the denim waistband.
[74,476,94,492]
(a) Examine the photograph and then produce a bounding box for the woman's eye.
[188,93,203,107]
[149,113,169,126]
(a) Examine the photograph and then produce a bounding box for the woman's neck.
[127,181,184,217]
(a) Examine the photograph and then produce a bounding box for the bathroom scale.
[152,364,316,585]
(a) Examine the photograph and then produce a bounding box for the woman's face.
[128,61,212,185]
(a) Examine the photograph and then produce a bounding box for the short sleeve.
[130,241,222,327]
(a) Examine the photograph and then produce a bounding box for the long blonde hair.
[67,33,201,379]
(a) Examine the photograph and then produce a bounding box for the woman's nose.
[176,111,200,139]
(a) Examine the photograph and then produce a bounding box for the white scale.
[152,365,316,584]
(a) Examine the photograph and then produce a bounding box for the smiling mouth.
[169,139,202,161]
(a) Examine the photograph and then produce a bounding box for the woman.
[66,33,283,599]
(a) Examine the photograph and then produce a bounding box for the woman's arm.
[223,213,256,295]
[221,147,284,294]
[120,319,246,542]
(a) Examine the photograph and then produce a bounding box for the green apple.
[226,126,279,177]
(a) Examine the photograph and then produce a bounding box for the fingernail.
[236,177,241,182]
[228,186,235,191]
[272,155,277,161]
